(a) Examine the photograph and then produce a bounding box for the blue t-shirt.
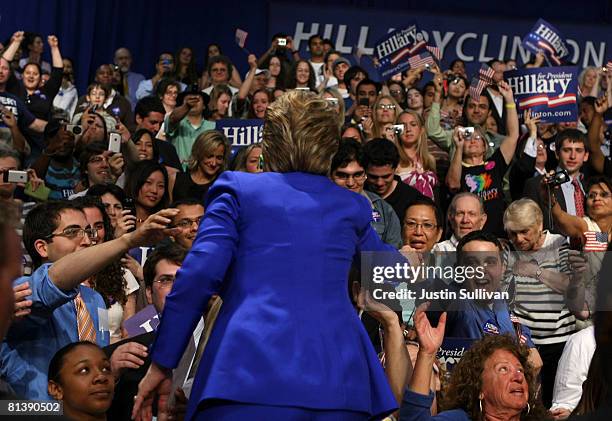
[0,91,35,132]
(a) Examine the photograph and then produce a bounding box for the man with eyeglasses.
[331,139,401,248]
[0,200,180,399]
[362,138,425,222]
[136,52,186,101]
[168,198,205,250]
[69,141,121,199]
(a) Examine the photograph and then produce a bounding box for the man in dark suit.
[523,129,590,233]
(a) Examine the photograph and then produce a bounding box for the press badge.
[372,210,381,222]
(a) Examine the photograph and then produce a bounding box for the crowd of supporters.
[0,27,611,421]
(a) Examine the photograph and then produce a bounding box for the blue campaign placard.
[504,66,578,123]
[374,23,426,80]
[522,19,569,65]
[215,119,264,154]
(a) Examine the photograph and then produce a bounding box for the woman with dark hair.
[262,55,288,90]
[3,31,64,160]
[134,90,399,420]
[174,47,198,86]
[447,59,467,79]
[156,79,181,115]
[74,196,139,343]
[400,304,549,420]
[18,32,51,73]
[440,75,468,130]
[48,341,114,420]
[389,80,407,109]
[126,160,169,227]
[132,128,159,162]
[171,130,229,202]
[286,59,317,91]
[247,88,273,119]
[207,85,232,120]
[87,183,134,237]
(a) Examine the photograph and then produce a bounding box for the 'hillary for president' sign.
[375,23,426,80]
[504,66,578,123]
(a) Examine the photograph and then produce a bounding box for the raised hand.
[413,302,446,355]
[524,109,541,136]
[594,96,609,115]
[47,35,59,49]
[125,208,181,248]
[247,54,257,70]
[498,80,514,102]
[11,31,25,45]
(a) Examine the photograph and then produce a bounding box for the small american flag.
[407,52,435,69]
[426,45,442,61]
[583,231,609,252]
[235,28,248,49]
[468,65,496,101]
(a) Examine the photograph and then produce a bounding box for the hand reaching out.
[413,302,446,355]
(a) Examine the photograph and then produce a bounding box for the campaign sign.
[123,304,160,338]
[215,119,263,154]
[375,23,426,80]
[522,19,569,65]
[505,66,578,123]
[437,337,475,372]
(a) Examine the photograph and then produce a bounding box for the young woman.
[440,75,468,130]
[394,110,438,200]
[247,89,273,119]
[231,143,263,173]
[286,59,316,91]
[173,46,198,86]
[126,160,170,228]
[207,85,232,120]
[48,341,114,421]
[170,130,230,202]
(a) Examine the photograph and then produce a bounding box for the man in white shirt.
[307,34,325,86]
[433,192,488,253]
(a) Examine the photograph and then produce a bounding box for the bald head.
[114,47,132,72]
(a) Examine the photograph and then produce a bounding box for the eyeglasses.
[376,104,396,110]
[211,67,227,73]
[587,191,612,200]
[45,227,98,241]
[153,275,175,288]
[172,216,203,229]
[334,171,366,182]
[404,221,438,232]
[89,156,109,164]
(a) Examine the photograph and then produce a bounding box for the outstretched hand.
[132,362,173,421]
[414,302,446,355]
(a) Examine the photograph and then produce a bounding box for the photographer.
[524,129,591,233]
[165,90,214,169]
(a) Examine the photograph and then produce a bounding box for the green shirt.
[165,115,216,170]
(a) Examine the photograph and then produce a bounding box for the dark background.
[1,0,610,92]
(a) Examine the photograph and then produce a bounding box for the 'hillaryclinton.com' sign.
[504,66,578,123]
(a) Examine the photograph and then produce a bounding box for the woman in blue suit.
[133,91,398,420]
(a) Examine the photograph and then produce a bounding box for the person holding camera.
[524,129,591,233]
[446,81,518,237]
[165,89,215,169]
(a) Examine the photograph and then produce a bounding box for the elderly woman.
[504,198,579,408]
[399,303,549,420]
[133,91,398,420]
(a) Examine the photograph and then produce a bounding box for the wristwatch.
[535,268,543,281]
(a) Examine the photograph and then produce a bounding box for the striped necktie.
[75,293,97,343]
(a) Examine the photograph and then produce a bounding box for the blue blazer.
[152,171,398,420]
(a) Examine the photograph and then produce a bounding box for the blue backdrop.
[1,0,610,93]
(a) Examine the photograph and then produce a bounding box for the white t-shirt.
[108,269,140,343]
[310,61,325,86]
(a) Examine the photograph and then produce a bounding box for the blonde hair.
[503,198,543,232]
[263,90,340,174]
[188,130,231,172]
[395,110,436,173]
[372,95,401,138]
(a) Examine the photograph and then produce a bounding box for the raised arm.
[445,127,465,192]
[1,31,24,63]
[587,97,609,174]
[498,81,520,164]
[49,209,180,291]
[425,71,453,149]
[47,35,63,68]
[237,54,257,100]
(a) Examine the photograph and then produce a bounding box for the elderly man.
[433,192,488,252]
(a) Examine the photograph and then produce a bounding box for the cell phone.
[277,38,287,47]
[392,124,405,135]
[66,124,82,135]
[108,132,122,153]
[123,198,137,232]
[460,127,475,139]
[358,98,369,107]
[3,170,28,183]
